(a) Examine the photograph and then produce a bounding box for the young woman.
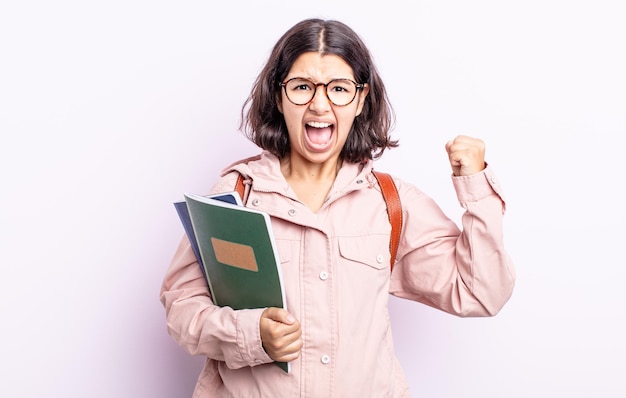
[160,18,515,397]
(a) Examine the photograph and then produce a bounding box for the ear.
[354,83,370,116]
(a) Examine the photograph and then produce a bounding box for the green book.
[182,192,289,373]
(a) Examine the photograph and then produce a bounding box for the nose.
[309,85,332,112]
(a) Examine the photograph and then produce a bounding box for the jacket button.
[320,355,330,364]
[288,209,296,216]
[251,199,260,206]
[376,254,384,263]
[319,271,328,280]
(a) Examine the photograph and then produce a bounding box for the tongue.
[307,126,332,145]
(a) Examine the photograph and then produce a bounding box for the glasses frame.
[279,77,365,107]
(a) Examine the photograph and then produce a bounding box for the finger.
[446,137,472,156]
[273,338,303,362]
[271,325,303,353]
[453,134,471,141]
[445,139,454,154]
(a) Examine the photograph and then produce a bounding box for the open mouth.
[305,121,334,150]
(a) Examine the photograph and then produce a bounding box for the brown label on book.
[210,237,259,272]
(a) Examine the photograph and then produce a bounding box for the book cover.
[176,192,289,373]
[174,192,243,279]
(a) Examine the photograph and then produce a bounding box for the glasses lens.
[327,79,357,106]
[284,78,316,105]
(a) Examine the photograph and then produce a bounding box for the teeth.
[307,121,331,128]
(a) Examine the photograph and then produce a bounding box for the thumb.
[262,307,295,325]
[445,139,454,154]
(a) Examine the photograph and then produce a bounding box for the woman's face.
[277,52,369,166]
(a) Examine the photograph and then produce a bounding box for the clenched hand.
[445,135,486,176]
[260,307,303,362]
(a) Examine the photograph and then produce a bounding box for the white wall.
[1,1,624,397]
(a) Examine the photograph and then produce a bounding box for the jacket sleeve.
[389,165,516,317]
[159,175,274,368]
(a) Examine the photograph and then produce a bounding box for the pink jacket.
[160,151,515,397]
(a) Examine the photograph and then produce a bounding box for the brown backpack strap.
[234,173,246,202]
[372,171,402,271]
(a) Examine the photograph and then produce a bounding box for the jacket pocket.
[274,239,292,264]
[338,235,389,270]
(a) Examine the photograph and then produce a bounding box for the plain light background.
[1,1,625,397]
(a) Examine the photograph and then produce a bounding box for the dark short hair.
[240,18,398,163]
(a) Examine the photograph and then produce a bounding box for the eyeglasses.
[279,77,365,107]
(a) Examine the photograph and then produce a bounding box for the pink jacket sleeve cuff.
[233,308,274,368]
[451,164,506,211]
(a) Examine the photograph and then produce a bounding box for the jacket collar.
[221,151,376,201]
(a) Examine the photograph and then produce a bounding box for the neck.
[280,153,342,212]
[280,154,341,183]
